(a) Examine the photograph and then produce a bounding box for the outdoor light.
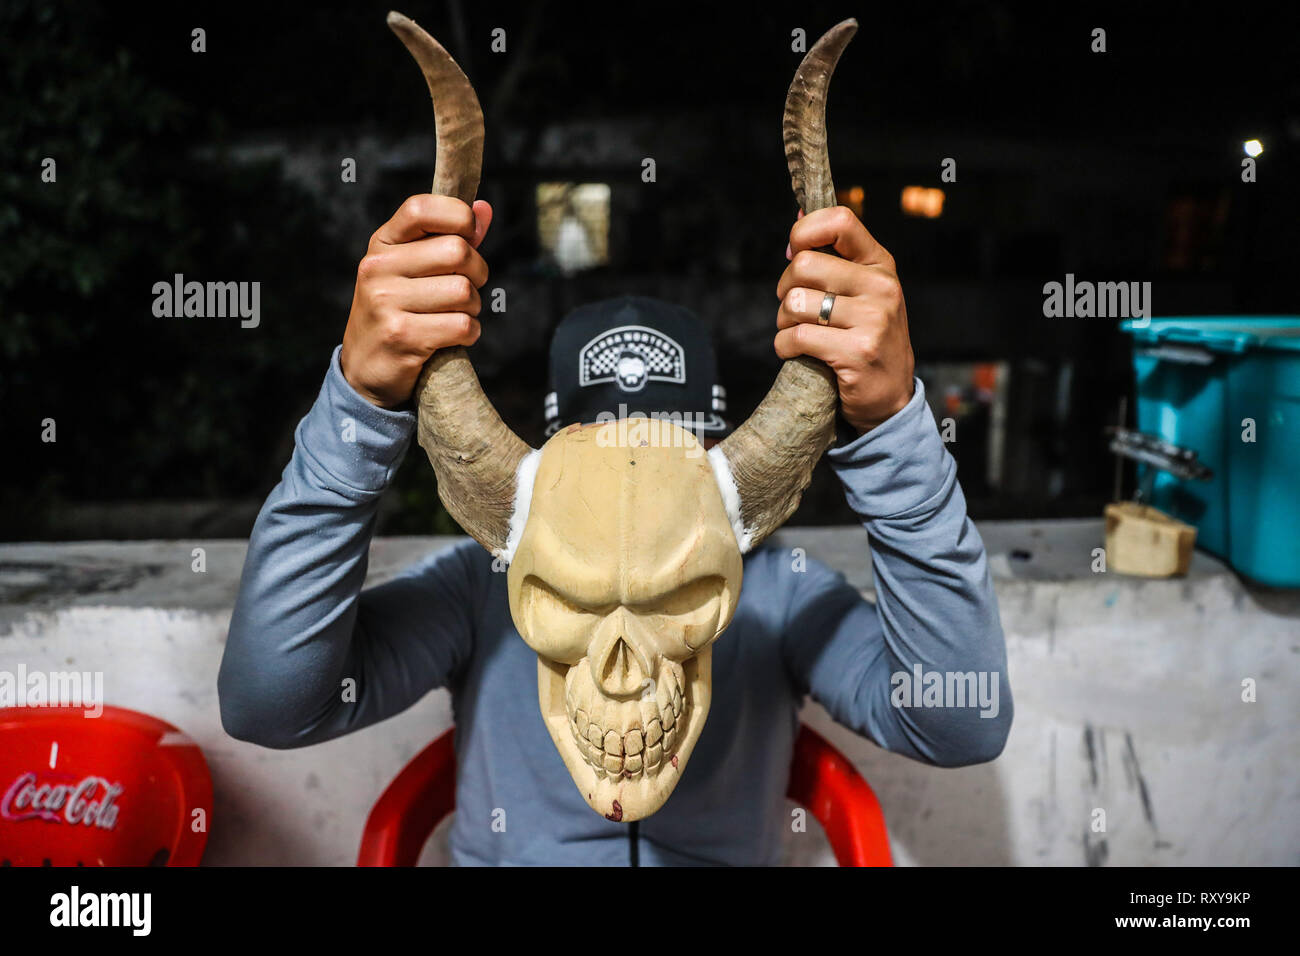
[838,185,865,217]
[536,182,612,273]
[1243,138,1264,157]
[901,185,945,218]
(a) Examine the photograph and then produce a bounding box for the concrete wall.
[1,521,1295,866]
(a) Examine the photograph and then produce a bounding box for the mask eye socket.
[638,576,728,648]
[516,576,602,662]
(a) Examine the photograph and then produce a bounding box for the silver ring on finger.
[818,291,836,326]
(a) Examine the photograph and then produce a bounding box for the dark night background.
[2,0,1296,539]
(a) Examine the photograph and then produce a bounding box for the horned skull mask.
[506,421,742,820]
[387,10,856,821]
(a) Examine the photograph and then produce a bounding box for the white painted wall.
[1,521,1295,866]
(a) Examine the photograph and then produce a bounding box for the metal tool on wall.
[1102,400,1212,578]
[1107,426,1214,500]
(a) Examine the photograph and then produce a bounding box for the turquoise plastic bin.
[1121,317,1300,588]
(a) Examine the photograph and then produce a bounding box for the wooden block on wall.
[1104,501,1197,578]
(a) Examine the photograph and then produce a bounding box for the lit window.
[537,183,611,273]
[837,185,865,218]
[900,186,945,219]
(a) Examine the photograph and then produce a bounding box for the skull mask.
[386,11,856,820]
[506,421,743,820]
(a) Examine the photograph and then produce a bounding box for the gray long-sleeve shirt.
[218,346,1012,865]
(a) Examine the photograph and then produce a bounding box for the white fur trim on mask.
[707,445,753,553]
[496,448,542,564]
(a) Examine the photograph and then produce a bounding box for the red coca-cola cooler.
[0,705,212,866]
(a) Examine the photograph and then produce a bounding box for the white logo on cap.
[578,325,685,394]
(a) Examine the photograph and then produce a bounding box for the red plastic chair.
[786,724,893,866]
[358,723,892,866]
[0,705,213,866]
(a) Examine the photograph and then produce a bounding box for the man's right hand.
[341,195,493,409]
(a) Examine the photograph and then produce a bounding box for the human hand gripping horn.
[387,11,532,558]
[388,12,858,558]
[711,19,858,549]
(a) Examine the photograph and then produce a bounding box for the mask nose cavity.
[590,620,655,699]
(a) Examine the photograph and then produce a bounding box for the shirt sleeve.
[218,346,478,748]
[779,378,1013,766]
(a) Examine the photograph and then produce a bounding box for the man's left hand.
[775,206,915,435]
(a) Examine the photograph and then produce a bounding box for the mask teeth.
[568,668,687,779]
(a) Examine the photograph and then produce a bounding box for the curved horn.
[389,10,533,558]
[711,19,858,553]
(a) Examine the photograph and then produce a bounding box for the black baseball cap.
[544,295,729,438]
